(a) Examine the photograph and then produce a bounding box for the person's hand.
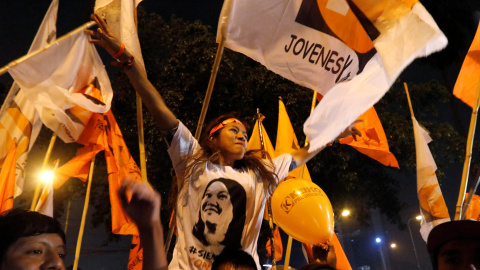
[118,180,161,230]
[336,119,362,141]
[85,13,123,58]
[312,240,337,267]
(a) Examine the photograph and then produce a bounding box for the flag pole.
[403,83,415,118]
[461,169,480,220]
[65,198,71,234]
[31,133,57,211]
[455,77,480,220]
[194,37,225,139]
[0,21,95,77]
[256,108,277,269]
[73,156,95,270]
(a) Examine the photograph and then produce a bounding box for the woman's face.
[214,123,248,165]
[1,233,66,270]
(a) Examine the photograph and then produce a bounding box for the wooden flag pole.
[136,92,148,184]
[31,133,57,211]
[256,109,277,269]
[284,236,294,269]
[0,21,95,77]
[194,37,226,139]
[403,83,415,118]
[455,77,480,220]
[73,156,95,270]
[64,198,71,234]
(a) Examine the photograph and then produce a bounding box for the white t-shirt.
[168,122,293,270]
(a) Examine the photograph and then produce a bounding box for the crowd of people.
[1,12,480,270]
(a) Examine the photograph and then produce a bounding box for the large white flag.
[94,0,145,72]
[412,117,450,241]
[0,0,58,197]
[218,0,447,151]
[8,28,113,143]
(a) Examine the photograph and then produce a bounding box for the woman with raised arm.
[87,13,361,270]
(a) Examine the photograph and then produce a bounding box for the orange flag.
[315,95,398,168]
[128,235,143,270]
[465,193,480,221]
[0,142,16,213]
[266,226,283,261]
[55,85,142,235]
[453,21,480,108]
[338,107,399,168]
[275,98,312,180]
[331,234,352,270]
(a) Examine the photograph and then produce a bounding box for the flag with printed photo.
[218,0,447,151]
[0,142,16,213]
[0,0,58,197]
[453,21,480,109]
[412,117,450,241]
[8,28,113,143]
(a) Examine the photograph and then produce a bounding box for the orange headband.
[209,118,245,137]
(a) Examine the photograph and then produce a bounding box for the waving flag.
[453,21,480,109]
[55,85,142,235]
[412,117,450,241]
[0,142,16,213]
[465,193,480,221]
[218,0,447,151]
[8,28,113,143]
[339,106,399,167]
[0,0,58,197]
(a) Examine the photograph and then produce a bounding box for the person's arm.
[290,120,362,168]
[86,14,178,132]
[118,181,167,270]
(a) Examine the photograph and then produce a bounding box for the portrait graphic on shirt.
[192,178,247,254]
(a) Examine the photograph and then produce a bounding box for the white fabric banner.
[94,0,146,73]
[412,117,450,241]
[0,0,58,196]
[8,29,113,143]
[218,0,447,151]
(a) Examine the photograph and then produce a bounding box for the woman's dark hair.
[211,248,257,270]
[192,178,247,248]
[0,208,66,263]
[298,263,337,270]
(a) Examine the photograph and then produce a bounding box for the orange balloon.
[271,179,334,245]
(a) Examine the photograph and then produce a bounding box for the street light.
[375,237,387,270]
[390,243,397,248]
[341,209,351,217]
[407,215,422,270]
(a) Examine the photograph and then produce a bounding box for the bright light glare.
[416,215,422,220]
[341,209,351,217]
[390,243,397,248]
[39,171,54,183]
[375,237,381,243]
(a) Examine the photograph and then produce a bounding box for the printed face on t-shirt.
[201,181,234,244]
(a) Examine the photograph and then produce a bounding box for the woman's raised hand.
[85,13,122,58]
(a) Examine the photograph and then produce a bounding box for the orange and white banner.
[0,0,58,197]
[412,117,450,241]
[8,29,113,143]
[218,0,447,151]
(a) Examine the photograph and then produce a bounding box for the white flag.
[218,0,447,151]
[412,117,450,241]
[8,28,113,143]
[94,0,145,72]
[0,0,58,197]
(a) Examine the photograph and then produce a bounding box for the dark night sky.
[1,1,480,269]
